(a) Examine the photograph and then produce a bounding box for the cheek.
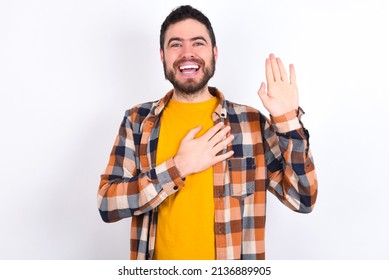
[164,58,177,70]
[163,51,179,65]
[200,50,215,62]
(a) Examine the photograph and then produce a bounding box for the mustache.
[173,57,205,69]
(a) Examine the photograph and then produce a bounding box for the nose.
[181,43,195,58]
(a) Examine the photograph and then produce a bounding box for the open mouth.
[178,62,200,75]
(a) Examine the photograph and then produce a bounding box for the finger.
[201,122,224,141]
[257,82,266,95]
[265,58,274,85]
[289,64,296,85]
[212,134,234,153]
[276,57,288,81]
[208,125,231,147]
[257,82,268,103]
[269,53,280,81]
[183,125,202,141]
[211,150,234,165]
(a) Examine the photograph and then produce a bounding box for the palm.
[257,54,299,117]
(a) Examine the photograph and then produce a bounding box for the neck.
[172,86,213,103]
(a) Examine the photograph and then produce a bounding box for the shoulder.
[124,100,160,123]
[225,100,258,112]
[224,99,267,123]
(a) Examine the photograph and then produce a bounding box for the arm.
[98,109,185,223]
[98,109,235,223]
[262,108,318,212]
[258,53,318,212]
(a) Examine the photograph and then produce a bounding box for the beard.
[163,55,216,95]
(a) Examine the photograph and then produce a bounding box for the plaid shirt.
[98,87,318,260]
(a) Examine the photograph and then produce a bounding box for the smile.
[179,64,200,73]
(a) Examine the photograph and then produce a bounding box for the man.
[98,5,317,260]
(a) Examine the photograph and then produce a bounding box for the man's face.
[160,19,218,95]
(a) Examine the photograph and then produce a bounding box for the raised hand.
[174,122,234,178]
[257,53,299,117]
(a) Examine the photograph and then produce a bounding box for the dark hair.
[160,5,216,50]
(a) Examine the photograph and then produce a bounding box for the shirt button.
[173,185,178,191]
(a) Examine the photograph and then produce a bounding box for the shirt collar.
[152,87,227,121]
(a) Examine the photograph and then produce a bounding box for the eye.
[170,42,182,48]
[193,41,205,47]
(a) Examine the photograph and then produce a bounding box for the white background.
[1,0,388,259]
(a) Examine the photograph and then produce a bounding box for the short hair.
[160,5,216,50]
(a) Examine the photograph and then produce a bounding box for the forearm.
[265,108,318,212]
[98,157,184,222]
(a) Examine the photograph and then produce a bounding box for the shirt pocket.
[227,157,256,199]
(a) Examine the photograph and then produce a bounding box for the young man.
[98,5,318,260]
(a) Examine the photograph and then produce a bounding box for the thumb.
[257,82,266,99]
[183,126,202,141]
[257,82,268,102]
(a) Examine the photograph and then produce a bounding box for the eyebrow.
[167,36,208,46]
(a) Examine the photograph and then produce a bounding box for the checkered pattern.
[98,87,318,260]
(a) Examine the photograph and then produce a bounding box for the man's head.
[160,5,216,51]
[160,6,218,96]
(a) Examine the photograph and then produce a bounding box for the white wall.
[1,0,388,259]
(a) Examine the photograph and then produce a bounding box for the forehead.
[164,19,210,41]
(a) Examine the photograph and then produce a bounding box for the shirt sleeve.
[263,107,318,213]
[97,111,185,223]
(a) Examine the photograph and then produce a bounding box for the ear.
[213,45,218,61]
[160,49,164,63]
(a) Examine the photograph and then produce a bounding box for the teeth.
[179,65,199,70]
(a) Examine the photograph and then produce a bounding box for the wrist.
[270,108,302,133]
[173,156,187,179]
